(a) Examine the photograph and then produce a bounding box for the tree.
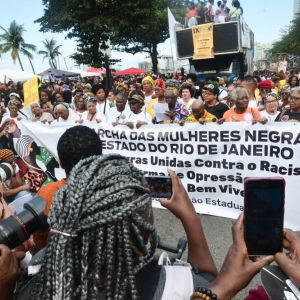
[269,16,300,61]
[0,20,36,72]
[36,0,155,67]
[111,0,186,73]
[38,38,62,69]
[36,0,186,70]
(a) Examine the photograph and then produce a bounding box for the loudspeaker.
[176,22,239,59]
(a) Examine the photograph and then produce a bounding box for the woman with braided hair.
[12,151,218,300]
[32,154,158,300]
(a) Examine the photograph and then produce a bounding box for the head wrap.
[257,80,273,89]
[15,135,34,158]
[155,79,165,90]
[142,76,154,86]
[165,79,181,91]
[266,92,280,102]
[0,149,15,163]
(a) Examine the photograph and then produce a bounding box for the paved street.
[154,208,259,300]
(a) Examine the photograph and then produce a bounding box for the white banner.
[240,17,251,49]
[17,121,300,230]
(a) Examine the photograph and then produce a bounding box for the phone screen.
[244,178,285,256]
[145,176,173,199]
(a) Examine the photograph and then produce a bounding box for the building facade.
[294,0,300,19]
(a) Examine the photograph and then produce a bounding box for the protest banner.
[192,23,214,60]
[17,121,300,230]
[23,77,39,108]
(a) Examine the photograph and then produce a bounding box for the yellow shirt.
[185,110,217,123]
[146,98,158,118]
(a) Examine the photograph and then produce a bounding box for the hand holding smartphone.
[145,176,173,199]
[244,177,285,256]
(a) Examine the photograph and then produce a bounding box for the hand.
[112,122,118,127]
[77,119,84,124]
[0,119,10,132]
[198,118,206,125]
[17,117,22,121]
[209,214,273,300]
[165,111,175,120]
[252,117,267,125]
[275,229,300,286]
[217,118,225,125]
[160,168,196,221]
[179,120,185,126]
[136,121,147,129]
[41,119,47,124]
[96,118,102,123]
[125,122,134,129]
[20,184,31,191]
[0,244,21,285]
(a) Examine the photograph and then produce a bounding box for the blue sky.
[0,0,294,73]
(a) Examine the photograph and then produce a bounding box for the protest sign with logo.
[23,76,39,108]
[192,23,214,60]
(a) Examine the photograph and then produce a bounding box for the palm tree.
[0,20,36,73]
[38,38,62,69]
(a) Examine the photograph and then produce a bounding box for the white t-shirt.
[53,109,80,123]
[260,110,280,122]
[125,111,152,126]
[96,100,111,117]
[106,106,130,124]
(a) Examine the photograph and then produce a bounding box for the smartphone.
[244,177,285,256]
[145,176,173,199]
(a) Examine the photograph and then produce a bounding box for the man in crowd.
[108,92,130,126]
[33,125,103,247]
[125,94,152,129]
[183,99,218,124]
[202,83,229,119]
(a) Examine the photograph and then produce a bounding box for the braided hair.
[33,154,157,300]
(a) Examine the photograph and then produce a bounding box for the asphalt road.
[153,207,260,300]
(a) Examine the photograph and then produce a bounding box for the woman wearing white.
[260,93,280,122]
[53,103,79,123]
[95,87,111,117]
[30,102,54,123]
[79,97,106,123]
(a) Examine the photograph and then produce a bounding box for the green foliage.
[38,38,62,68]
[270,16,300,60]
[36,0,187,70]
[0,20,36,71]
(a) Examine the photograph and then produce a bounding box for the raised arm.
[160,169,217,276]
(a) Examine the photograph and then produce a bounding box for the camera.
[0,162,14,182]
[0,196,49,249]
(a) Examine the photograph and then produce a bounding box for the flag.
[168,8,179,61]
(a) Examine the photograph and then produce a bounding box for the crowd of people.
[1,68,300,133]
[0,68,299,299]
[186,0,244,27]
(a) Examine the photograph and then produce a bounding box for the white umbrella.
[0,69,37,82]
